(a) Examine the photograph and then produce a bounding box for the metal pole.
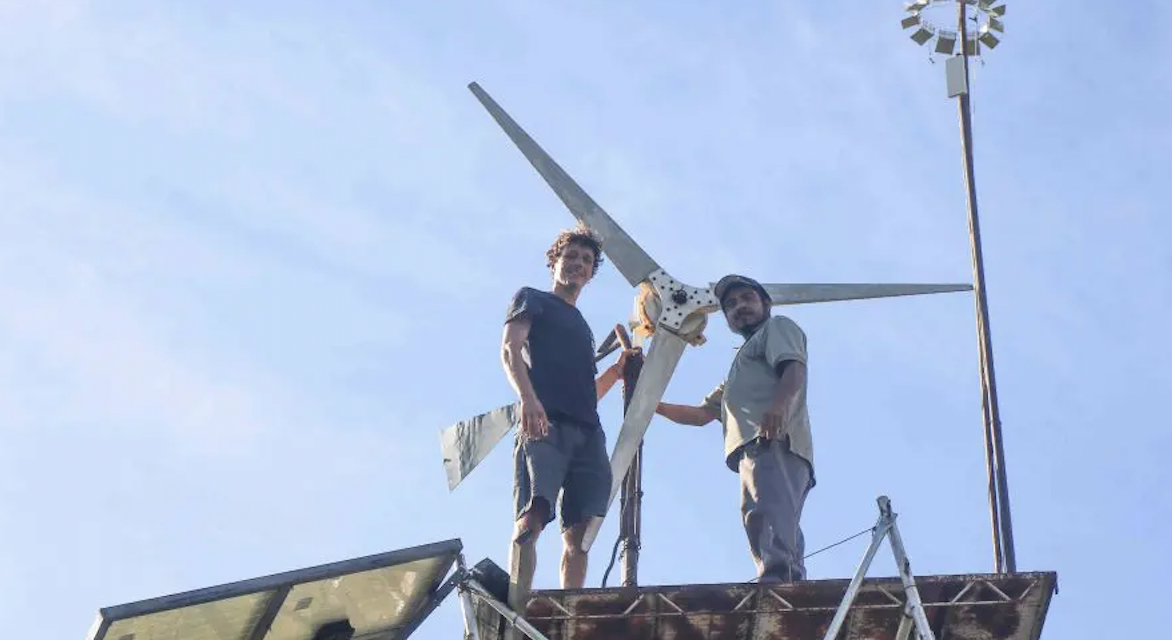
[616,326,644,587]
[619,448,643,587]
[455,555,482,640]
[956,0,1016,574]
[886,508,937,640]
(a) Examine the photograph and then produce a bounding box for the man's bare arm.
[655,402,718,426]
[501,318,537,402]
[772,360,806,410]
[502,318,548,438]
[761,360,806,439]
[595,362,622,400]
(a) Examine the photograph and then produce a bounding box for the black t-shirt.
[505,287,600,428]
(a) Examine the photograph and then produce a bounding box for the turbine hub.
[632,280,709,346]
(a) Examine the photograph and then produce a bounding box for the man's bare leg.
[560,521,590,589]
[508,502,548,615]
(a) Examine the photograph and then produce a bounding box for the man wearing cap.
[655,274,815,583]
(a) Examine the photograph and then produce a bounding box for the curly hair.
[546,225,605,277]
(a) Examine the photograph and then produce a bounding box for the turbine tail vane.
[439,403,518,491]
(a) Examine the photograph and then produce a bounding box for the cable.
[601,479,638,588]
[601,475,648,588]
[803,526,875,560]
[746,524,876,583]
[600,533,623,588]
[603,516,875,586]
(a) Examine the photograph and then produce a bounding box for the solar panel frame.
[86,538,463,640]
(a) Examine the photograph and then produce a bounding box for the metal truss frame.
[464,496,1056,640]
[522,572,1047,622]
[826,495,935,640]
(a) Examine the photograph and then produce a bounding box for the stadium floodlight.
[901,0,1006,56]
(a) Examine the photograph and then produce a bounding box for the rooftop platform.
[82,497,1057,640]
[475,571,1057,640]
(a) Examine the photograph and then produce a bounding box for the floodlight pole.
[954,0,1016,574]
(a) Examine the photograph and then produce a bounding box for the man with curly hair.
[500,224,632,606]
[655,274,815,584]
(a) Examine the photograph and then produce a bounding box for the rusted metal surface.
[475,572,1057,640]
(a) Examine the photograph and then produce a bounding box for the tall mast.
[902,0,1015,573]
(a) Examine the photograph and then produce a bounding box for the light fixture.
[901,0,1006,58]
[935,34,957,55]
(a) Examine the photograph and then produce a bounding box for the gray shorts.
[514,415,612,531]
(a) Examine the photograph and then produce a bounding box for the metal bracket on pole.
[821,497,936,640]
[453,555,482,640]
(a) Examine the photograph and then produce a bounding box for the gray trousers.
[737,437,813,581]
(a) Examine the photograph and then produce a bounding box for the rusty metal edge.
[528,571,1057,598]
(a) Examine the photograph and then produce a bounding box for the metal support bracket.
[444,555,552,640]
[461,579,551,640]
[822,496,936,640]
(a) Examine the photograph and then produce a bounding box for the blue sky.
[1,1,1167,638]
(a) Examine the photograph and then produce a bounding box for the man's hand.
[760,404,788,440]
[519,395,549,440]
[614,346,641,373]
[597,347,641,401]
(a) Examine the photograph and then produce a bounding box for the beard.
[732,311,767,337]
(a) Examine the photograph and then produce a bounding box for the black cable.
[746,524,876,583]
[603,519,875,587]
[804,526,875,560]
[600,532,623,588]
[601,481,636,588]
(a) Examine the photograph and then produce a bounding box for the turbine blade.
[733,282,973,306]
[439,402,519,491]
[581,330,689,552]
[468,82,661,287]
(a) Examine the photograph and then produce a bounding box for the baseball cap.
[713,274,772,306]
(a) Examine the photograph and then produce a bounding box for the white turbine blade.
[743,283,972,306]
[581,330,689,552]
[439,402,519,491]
[468,82,661,288]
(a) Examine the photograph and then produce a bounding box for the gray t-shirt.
[702,315,814,480]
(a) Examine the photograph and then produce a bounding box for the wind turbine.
[440,82,973,553]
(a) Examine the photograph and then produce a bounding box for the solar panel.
[86,539,463,640]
